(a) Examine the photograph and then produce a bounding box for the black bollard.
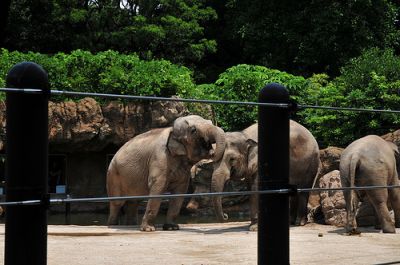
[5,62,49,265]
[258,83,290,265]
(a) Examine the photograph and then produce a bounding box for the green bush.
[192,64,310,131]
[2,48,400,148]
[0,49,196,101]
[301,48,400,147]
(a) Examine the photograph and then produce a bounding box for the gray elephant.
[207,120,320,230]
[107,115,226,232]
[339,135,400,233]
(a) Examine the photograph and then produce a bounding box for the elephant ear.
[246,139,258,174]
[167,131,187,156]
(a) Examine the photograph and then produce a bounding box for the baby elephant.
[340,135,400,233]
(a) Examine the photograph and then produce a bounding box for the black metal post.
[5,62,49,265]
[258,83,290,265]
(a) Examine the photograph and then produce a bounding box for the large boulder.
[317,170,346,226]
[308,146,344,218]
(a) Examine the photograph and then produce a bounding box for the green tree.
[301,48,400,147]
[3,0,217,69]
[222,0,400,77]
[190,64,310,131]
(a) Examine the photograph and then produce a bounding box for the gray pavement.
[0,222,399,264]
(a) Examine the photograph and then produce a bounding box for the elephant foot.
[163,223,180,231]
[107,218,119,226]
[347,228,361,236]
[382,224,396,233]
[249,223,258,231]
[294,216,307,226]
[140,224,156,232]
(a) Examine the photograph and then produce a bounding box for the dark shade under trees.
[3,1,400,80]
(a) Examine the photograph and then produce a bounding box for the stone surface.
[308,146,343,221]
[0,223,399,265]
[317,170,346,226]
[0,97,188,152]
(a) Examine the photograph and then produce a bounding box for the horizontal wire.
[0,87,399,114]
[1,185,399,206]
[299,104,400,114]
[0,88,289,108]
[298,184,400,193]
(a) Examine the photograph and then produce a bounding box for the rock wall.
[0,97,188,153]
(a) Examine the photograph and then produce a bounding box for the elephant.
[339,135,400,233]
[107,115,226,232]
[208,120,320,231]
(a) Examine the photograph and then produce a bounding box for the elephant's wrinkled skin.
[208,120,320,230]
[107,115,225,232]
[339,135,400,233]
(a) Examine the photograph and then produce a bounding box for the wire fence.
[2,87,400,113]
[1,87,400,208]
[3,81,400,265]
[0,185,400,207]
[0,88,400,206]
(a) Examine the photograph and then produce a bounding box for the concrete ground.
[0,222,399,265]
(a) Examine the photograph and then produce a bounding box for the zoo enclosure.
[1,62,400,265]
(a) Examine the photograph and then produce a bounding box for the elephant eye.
[190,126,197,134]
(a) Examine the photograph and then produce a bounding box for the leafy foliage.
[0,49,196,100]
[3,0,217,71]
[222,0,400,77]
[188,64,310,131]
[2,48,400,148]
[301,48,400,147]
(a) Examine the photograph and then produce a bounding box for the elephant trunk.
[202,125,226,162]
[211,166,229,222]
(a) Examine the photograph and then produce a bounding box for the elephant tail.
[345,153,360,233]
[348,153,359,190]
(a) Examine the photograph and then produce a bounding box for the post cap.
[259,83,289,103]
[6,62,49,93]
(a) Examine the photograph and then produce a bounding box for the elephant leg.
[295,193,309,226]
[344,190,359,234]
[367,190,395,233]
[388,187,400,228]
[164,197,185,231]
[141,198,162,232]
[108,200,125,226]
[164,181,190,230]
[123,200,139,225]
[249,193,259,231]
[249,178,258,231]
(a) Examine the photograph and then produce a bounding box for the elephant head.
[167,115,226,164]
[211,132,257,222]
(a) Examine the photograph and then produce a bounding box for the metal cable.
[0,185,399,206]
[0,88,289,108]
[298,104,400,114]
[1,87,400,113]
